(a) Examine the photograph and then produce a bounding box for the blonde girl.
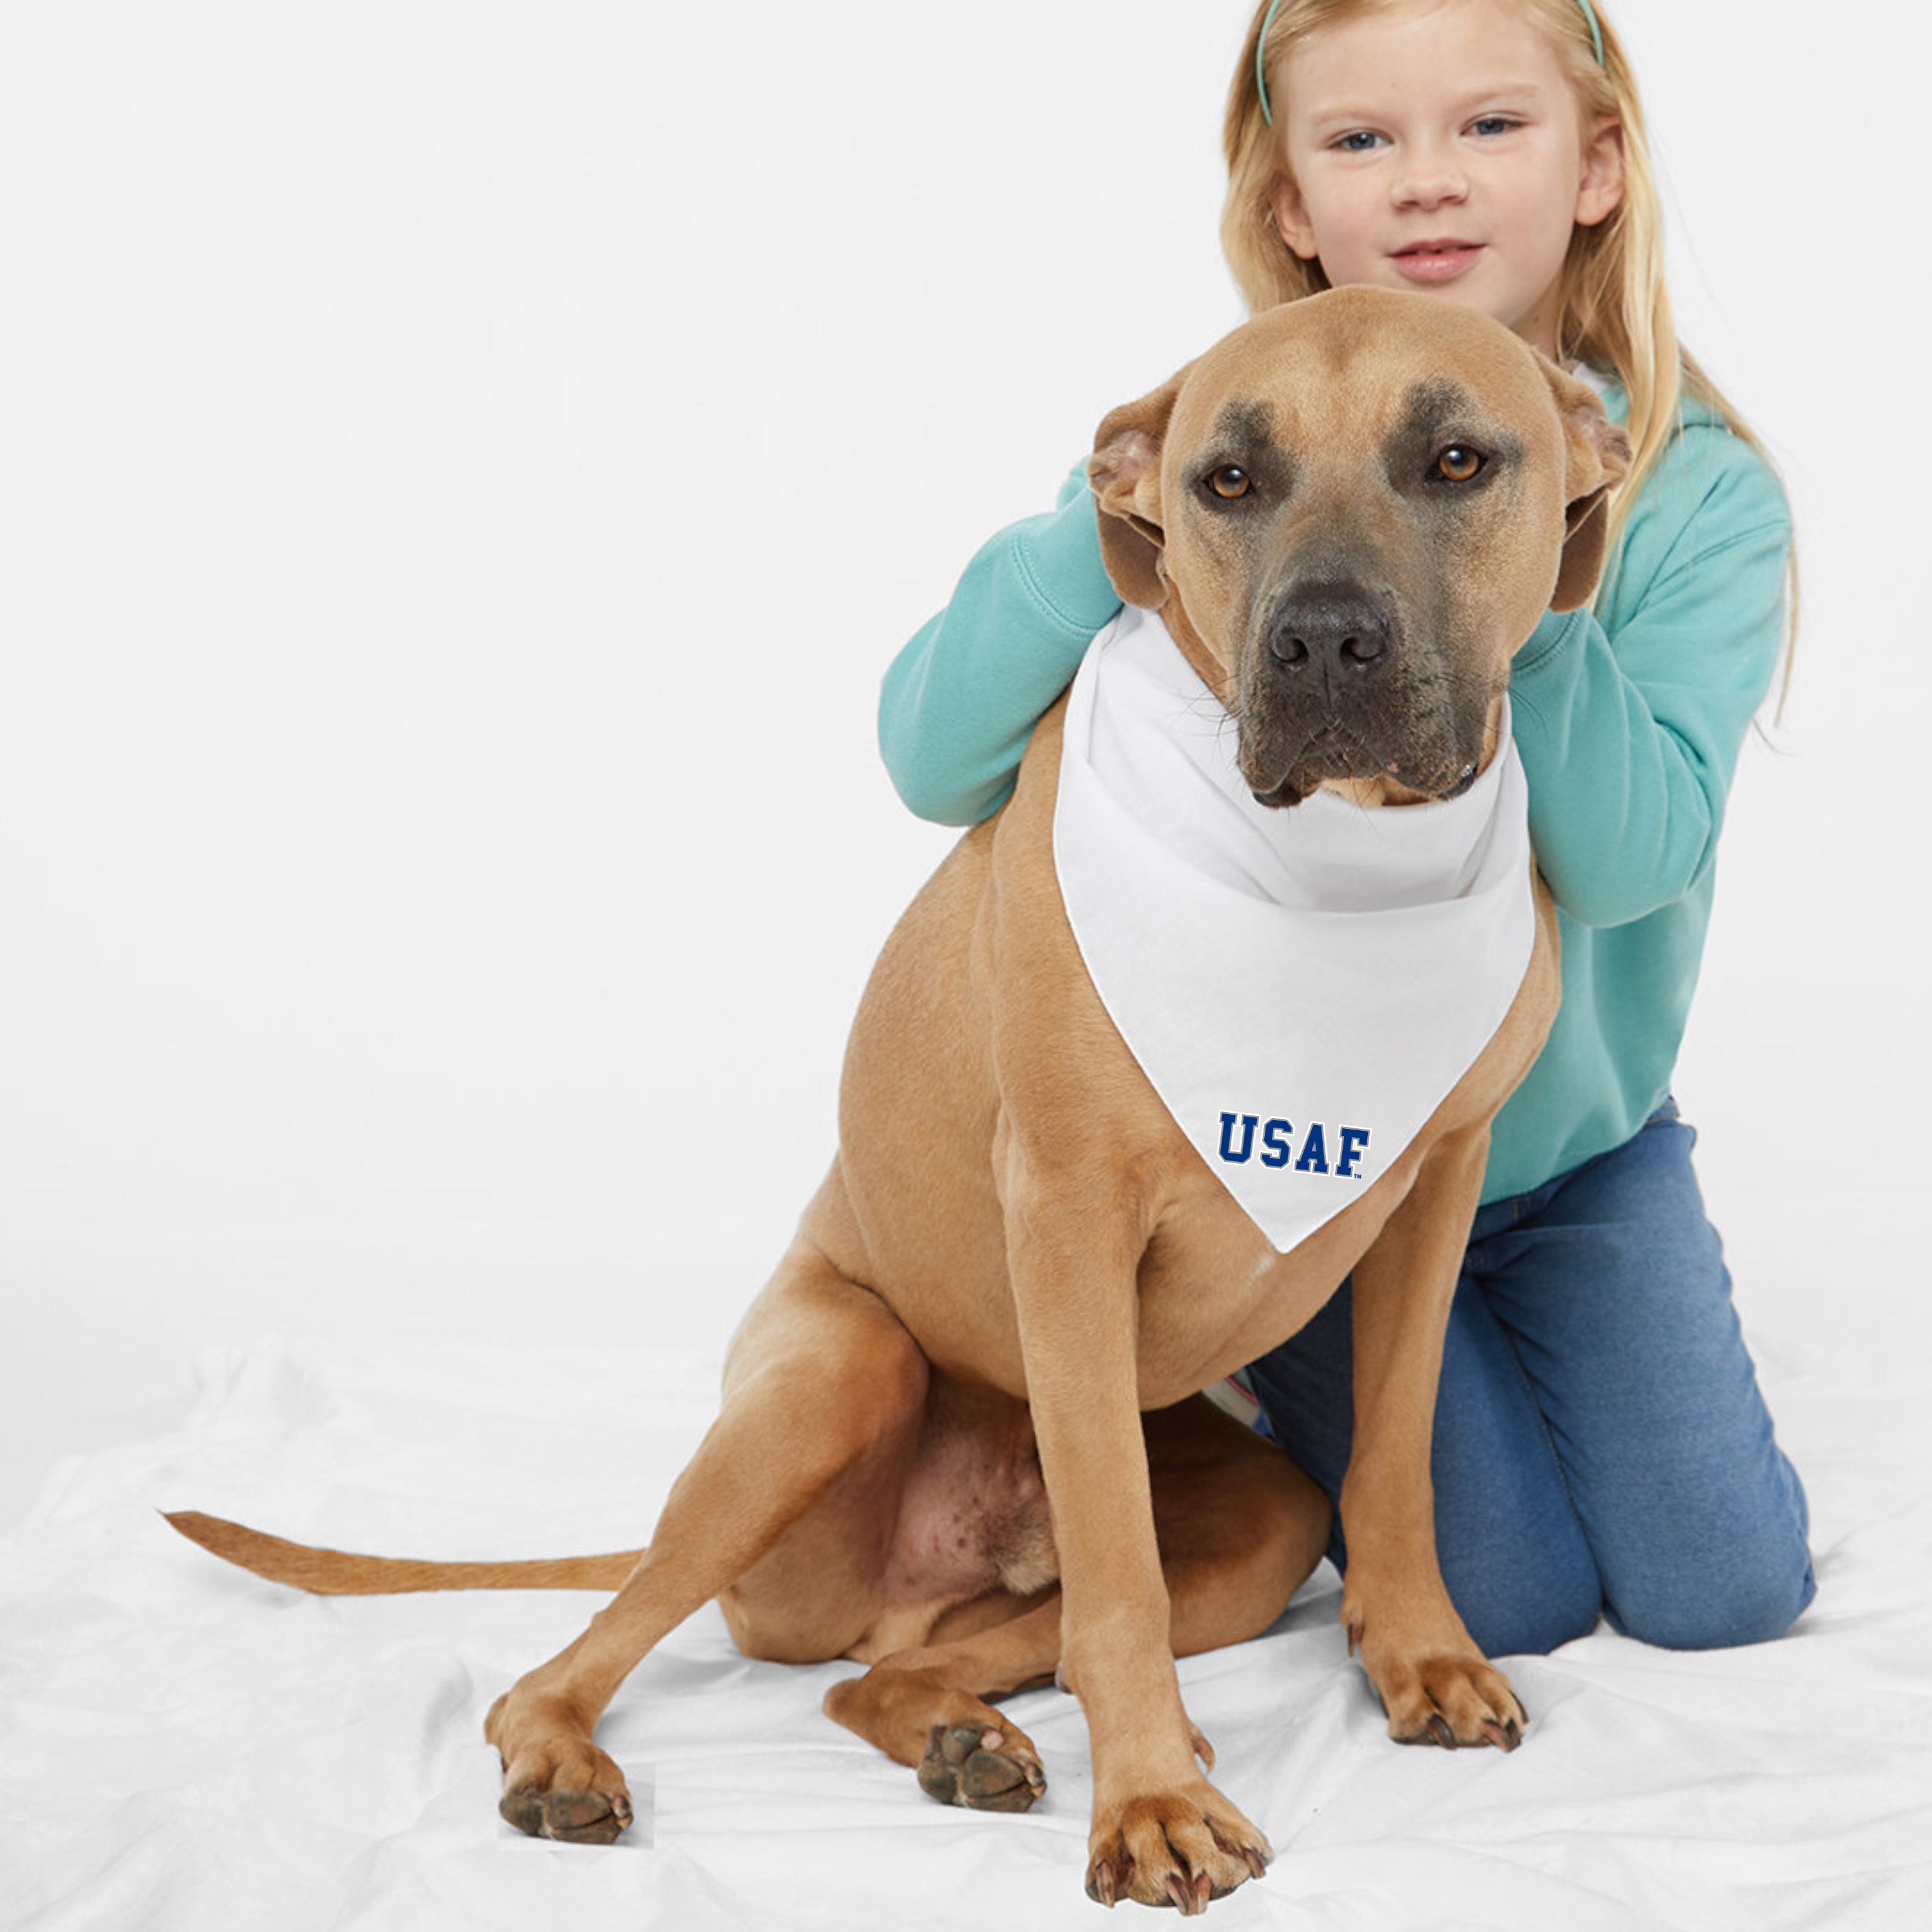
[878,0,1812,1660]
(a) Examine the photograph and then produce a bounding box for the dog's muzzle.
[1241,581,1409,806]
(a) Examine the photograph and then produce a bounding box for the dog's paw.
[1085,1784,1271,1914]
[1344,1586,1528,1752]
[499,1770,634,1844]
[918,1720,1046,1813]
[1363,1641,1527,1752]
[489,1688,635,1844]
[1381,1655,1526,1752]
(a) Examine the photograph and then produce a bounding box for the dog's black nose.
[1264,587,1390,676]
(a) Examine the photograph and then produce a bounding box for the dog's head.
[1087,287,1630,806]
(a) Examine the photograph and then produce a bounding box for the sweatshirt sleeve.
[879,461,1124,825]
[1508,424,1792,929]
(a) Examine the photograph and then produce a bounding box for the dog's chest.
[1128,1182,1365,1403]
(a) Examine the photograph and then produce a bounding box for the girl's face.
[1268,0,1623,357]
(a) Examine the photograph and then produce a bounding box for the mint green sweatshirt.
[878,386,1792,1202]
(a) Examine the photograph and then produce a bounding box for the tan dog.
[170,287,1628,1915]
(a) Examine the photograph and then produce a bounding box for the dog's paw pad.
[918,1721,1045,1812]
[500,1781,632,1844]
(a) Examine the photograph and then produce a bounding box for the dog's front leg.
[1339,1124,1527,1751]
[1001,1140,1271,1915]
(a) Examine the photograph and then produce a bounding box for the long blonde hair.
[1220,0,1771,575]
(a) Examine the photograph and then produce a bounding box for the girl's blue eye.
[1470,115,1517,137]
[1334,130,1384,153]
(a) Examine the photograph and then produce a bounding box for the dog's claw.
[1481,1716,1522,1752]
[1164,1870,1213,1916]
[1426,1713,1456,1750]
[1088,1857,1119,1908]
[1205,1815,1270,1884]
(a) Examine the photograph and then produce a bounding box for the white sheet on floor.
[3,1335,1927,1932]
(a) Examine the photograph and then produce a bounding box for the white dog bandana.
[1052,605,1535,1253]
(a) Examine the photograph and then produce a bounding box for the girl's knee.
[1609,1544,1817,1651]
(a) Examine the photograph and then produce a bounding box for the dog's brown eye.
[1434,446,1484,482]
[1208,465,1252,500]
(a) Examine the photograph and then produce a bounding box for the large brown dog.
[171,287,1628,1915]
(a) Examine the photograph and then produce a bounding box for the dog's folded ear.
[1088,365,1191,609]
[1542,363,1634,613]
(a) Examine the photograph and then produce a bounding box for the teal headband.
[1256,0,1607,126]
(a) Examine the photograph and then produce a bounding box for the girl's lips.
[1392,242,1484,283]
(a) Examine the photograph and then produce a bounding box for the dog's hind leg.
[486,1229,929,1844]
[823,1594,1063,1814]
[821,1397,1331,1819]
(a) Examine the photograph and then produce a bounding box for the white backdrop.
[1,0,1921,1530]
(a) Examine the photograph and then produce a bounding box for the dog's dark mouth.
[1242,722,1482,809]
[1244,724,1376,808]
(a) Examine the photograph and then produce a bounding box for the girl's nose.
[1393,143,1468,211]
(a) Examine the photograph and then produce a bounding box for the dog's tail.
[163,1510,642,1596]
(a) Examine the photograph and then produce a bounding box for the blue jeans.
[1242,1103,1815,1656]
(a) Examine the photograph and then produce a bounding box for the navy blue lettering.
[1217,1111,1373,1180]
